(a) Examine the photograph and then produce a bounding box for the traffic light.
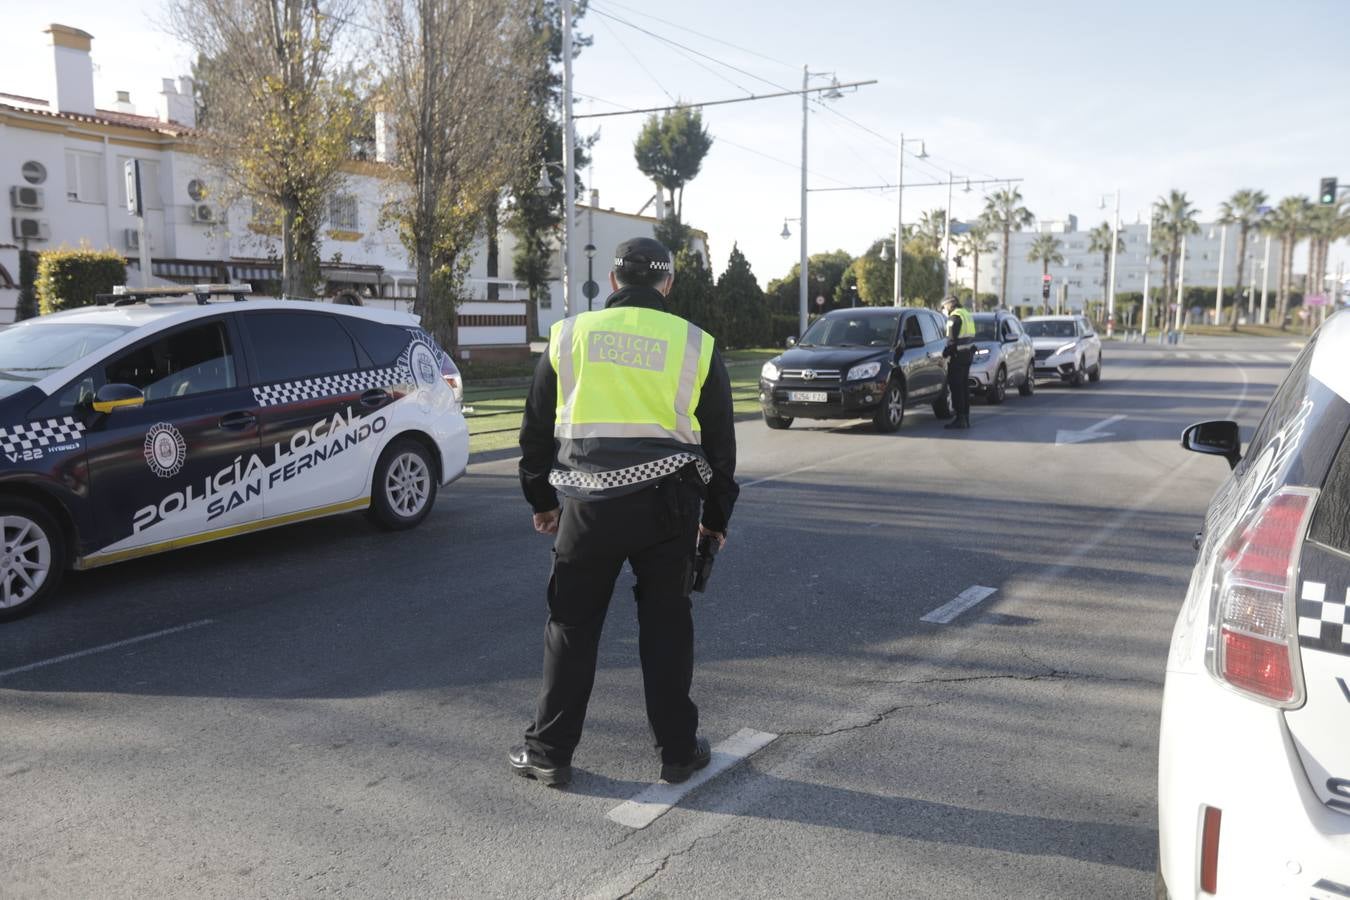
[1320,177,1338,205]
[1041,273,1051,300]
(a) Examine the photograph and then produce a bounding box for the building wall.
[954,217,1275,314]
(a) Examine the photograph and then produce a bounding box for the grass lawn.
[1181,324,1310,340]
[465,348,780,454]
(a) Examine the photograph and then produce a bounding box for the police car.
[1158,312,1350,897]
[0,285,468,620]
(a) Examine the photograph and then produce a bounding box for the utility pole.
[799,65,809,336]
[893,132,904,306]
[1141,218,1152,341]
[1175,234,1187,333]
[941,170,954,298]
[1213,223,1227,326]
[561,0,577,319]
[1107,189,1119,335]
[1259,232,1272,326]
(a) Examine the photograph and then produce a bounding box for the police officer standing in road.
[512,237,739,788]
[942,295,976,429]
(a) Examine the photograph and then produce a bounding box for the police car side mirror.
[92,383,146,415]
[1181,420,1241,470]
[785,336,797,348]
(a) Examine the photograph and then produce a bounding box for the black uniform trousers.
[947,346,974,417]
[525,473,702,766]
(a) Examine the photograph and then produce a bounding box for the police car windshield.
[0,323,133,398]
[1023,320,1076,338]
[798,313,899,348]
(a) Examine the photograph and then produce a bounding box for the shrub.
[36,246,127,314]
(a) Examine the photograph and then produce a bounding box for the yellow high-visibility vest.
[547,306,714,495]
[951,307,976,344]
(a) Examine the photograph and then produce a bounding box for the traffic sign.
[582,279,599,300]
[1042,274,1052,283]
[815,295,825,307]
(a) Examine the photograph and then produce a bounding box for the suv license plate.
[788,390,828,402]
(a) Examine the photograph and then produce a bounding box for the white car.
[0,286,468,620]
[1022,315,1102,387]
[1158,311,1350,898]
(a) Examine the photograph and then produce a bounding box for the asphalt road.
[0,335,1300,898]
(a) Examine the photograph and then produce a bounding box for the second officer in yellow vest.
[512,237,739,788]
[942,295,977,429]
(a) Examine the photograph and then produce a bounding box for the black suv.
[758,307,950,432]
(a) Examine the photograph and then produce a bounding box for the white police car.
[1159,312,1350,897]
[0,285,467,620]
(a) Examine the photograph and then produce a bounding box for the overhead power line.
[572,80,877,120]
[589,0,798,71]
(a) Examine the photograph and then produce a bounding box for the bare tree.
[373,0,539,341]
[167,0,365,297]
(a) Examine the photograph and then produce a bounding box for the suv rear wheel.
[873,379,906,433]
[1018,363,1035,396]
[0,499,66,622]
[932,389,952,419]
[986,366,1007,405]
[369,438,438,530]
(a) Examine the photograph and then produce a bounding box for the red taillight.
[439,354,463,402]
[1200,805,1222,894]
[1214,489,1314,704]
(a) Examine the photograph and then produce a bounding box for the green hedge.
[36,247,127,315]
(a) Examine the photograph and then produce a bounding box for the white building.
[953,214,1279,320]
[0,23,707,350]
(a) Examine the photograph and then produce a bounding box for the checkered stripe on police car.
[1298,581,1350,655]
[252,365,410,407]
[549,452,713,491]
[0,417,85,455]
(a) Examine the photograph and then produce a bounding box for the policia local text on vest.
[512,237,739,788]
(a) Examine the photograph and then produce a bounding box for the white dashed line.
[0,619,216,679]
[921,586,998,624]
[606,728,778,829]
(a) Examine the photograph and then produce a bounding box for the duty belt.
[549,452,712,492]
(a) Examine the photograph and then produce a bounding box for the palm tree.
[1262,196,1311,329]
[1218,189,1268,330]
[983,188,1035,308]
[957,219,996,307]
[913,209,946,254]
[1151,190,1200,321]
[1086,221,1125,304]
[1027,234,1064,311]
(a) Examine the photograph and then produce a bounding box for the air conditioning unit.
[10,186,43,210]
[189,203,215,224]
[11,217,50,241]
[125,228,140,251]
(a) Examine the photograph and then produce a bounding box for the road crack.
[614,833,716,899]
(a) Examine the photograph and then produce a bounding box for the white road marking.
[606,728,778,829]
[741,443,879,488]
[921,585,998,624]
[1055,413,1126,446]
[1175,352,1192,359]
[0,619,216,680]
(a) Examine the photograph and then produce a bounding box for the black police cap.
[613,237,673,275]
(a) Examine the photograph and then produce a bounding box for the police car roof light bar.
[104,283,254,306]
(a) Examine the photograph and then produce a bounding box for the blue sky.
[5,0,1347,285]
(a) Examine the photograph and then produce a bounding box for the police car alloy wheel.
[370,438,438,530]
[0,500,65,621]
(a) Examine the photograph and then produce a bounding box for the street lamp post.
[1101,190,1120,335]
[941,170,954,298]
[560,0,577,319]
[1259,232,1272,325]
[796,68,850,336]
[1175,233,1188,334]
[583,242,597,311]
[1213,223,1227,326]
[1141,218,1152,341]
[893,134,926,306]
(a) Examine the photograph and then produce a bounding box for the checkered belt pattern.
[252,365,409,407]
[549,452,712,492]
[1298,581,1350,655]
[0,417,85,455]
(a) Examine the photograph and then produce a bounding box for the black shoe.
[659,736,712,784]
[944,416,969,429]
[509,745,572,787]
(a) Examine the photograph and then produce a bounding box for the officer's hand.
[699,524,726,550]
[533,508,561,535]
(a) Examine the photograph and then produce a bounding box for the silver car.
[967,311,1035,404]
[1023,314,1103,387]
